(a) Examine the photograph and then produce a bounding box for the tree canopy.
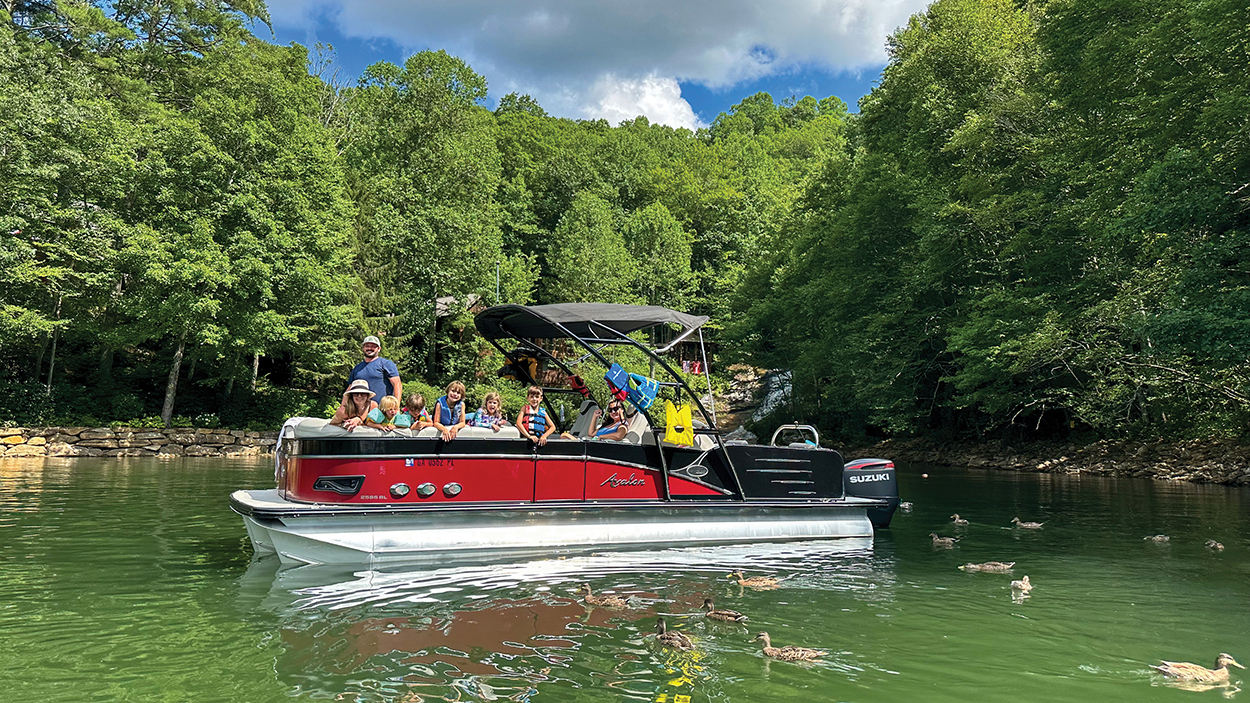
[3,0,1246,443]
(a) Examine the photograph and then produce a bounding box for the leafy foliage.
[731,0,1250,442]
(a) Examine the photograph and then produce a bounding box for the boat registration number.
[405,459,452,467]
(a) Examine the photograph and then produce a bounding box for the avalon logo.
[601,472,647,488]
[848,473,892,484]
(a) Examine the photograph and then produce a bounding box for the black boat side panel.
[725,445,844,499]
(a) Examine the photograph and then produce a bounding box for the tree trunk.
[224,353,237,399]
[45,294,62,392]
[250,351,260,392]
[34,336,46,381]
[427,301,438,379]
[161,333,187,429]
[98,347,114,380]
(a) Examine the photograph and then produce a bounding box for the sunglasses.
[609,406,624,412]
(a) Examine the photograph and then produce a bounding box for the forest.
[2,0,1247,442]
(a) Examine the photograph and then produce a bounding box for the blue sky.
[262,0,925,129]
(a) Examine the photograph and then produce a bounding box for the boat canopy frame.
[474,303,744,499]
[474,304,714,428]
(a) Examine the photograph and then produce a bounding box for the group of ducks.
[1144,533,1227,551]
[577,571,828,662]
[926,511,1241,684]
[929,516,1042,593]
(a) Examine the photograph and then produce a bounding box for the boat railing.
[769,423,820,448]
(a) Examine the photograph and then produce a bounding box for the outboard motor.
[843,458,899,528]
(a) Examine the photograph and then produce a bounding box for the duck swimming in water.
[1152,653,1244,683]
[959,561,1015,573]
[1010,575,1033,592]
[1206,540,1225,551]
[654,618,694,650]
[951,514,969,526]
[753,632,827,662]
[1143,534,1170,543]
[1010,517,1044,529]
[703,598,748,622]
[930,533,958,548]
[578,583,628,608]
[728,571,782,589]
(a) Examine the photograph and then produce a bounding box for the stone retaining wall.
[850,437,1250,486]
[0,426,278,458]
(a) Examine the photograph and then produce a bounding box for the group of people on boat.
[328,335,629,443]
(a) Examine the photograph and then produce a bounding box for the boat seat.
[660,434,717,451]
[457,426,521,439]
[623,409,653,445]
[567,399,601,438]
[289,417,519,439]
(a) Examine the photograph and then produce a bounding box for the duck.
[1009,575,1033,592]
[753,632,827,662]
[1143,534,1170,543]
[1206,540,1225,551]
[703,598,748,622]
[959,561,1015,573]
[930,533,958,548]
[1151,653,1244,683]
[728,571,782,589]
[951,514,969,526]
[654,617,694,650]
[1010,517,1045,529]
[899,501,914,511]
[578,582,628,608]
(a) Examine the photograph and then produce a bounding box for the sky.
[259,0,930,130]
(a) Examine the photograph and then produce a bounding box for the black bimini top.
[475,303,708,341]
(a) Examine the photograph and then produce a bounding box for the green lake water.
[1,456,1248,702]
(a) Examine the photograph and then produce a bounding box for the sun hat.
[362,335,381,347]
[345,379,373,395]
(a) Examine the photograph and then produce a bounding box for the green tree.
[344,50,504,379]
[623,201,692,308]
[544,193,635,303]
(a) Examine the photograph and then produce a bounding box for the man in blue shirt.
[349,335,402,403]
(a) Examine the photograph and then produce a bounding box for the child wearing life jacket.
[366,395,403,430]
[434,381,467,441]
[470,391,509,432]
[398,393,432,430]
[516,385,556,446]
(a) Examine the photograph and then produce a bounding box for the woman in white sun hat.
[330,379,379,430]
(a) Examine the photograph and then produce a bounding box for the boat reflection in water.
[237,538,888,701]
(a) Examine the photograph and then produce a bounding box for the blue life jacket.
[436,395,464,425]
[604,363,630,401]
[627,373,659,410]
[522,405,548,435]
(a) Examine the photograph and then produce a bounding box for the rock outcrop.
[0,427,278,458]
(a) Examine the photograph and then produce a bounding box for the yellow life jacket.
[664,400,694,446]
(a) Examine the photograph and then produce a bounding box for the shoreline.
[848,437,1250,486]
[5,424,1250,488]
[0,426,278,458]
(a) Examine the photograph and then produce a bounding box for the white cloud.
[265,0,928,127]
[584,74,703,130]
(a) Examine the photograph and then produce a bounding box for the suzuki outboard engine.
[843,458,899,528]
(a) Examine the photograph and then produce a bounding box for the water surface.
[1,457,1248,702]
